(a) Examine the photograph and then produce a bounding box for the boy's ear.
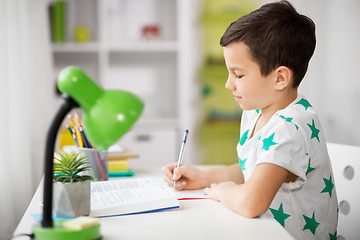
[274,66,292,90]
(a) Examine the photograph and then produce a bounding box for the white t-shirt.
[237,94,338,239]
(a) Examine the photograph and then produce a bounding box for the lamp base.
[32,220,101,240]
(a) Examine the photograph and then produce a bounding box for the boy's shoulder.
[257,95,321,143]
[267,95,323,145]
[242,96,318,128]
[276,95,318,126]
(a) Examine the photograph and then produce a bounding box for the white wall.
[293,0,360,146]
[261,0,360,146]
[0,0,56,238]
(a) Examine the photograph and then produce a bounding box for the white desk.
[14,167,294,240]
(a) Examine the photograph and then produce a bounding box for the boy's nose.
[225,78,235,90]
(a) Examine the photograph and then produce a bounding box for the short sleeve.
[255,116,309,184]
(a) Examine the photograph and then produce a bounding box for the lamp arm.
[41,95,78,228]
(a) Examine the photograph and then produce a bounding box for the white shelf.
[52,42,100,52]
[49,0,199,166]
[52,41,178,53]
[107,41,178,52]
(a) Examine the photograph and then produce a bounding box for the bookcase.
[50,0,201,167]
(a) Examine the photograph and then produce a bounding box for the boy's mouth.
[234,95,242,101]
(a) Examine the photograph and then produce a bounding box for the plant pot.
[53,180,91,218]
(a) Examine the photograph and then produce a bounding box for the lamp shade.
[57,66,144,150]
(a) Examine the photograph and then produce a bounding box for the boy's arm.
[162,162,244,190]
[203,163,244,185]
[204,163,291,218]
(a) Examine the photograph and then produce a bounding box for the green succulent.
[53,151,93,183]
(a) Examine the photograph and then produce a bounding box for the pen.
[174,129,189,188]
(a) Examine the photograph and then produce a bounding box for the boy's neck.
[260,89,298,122]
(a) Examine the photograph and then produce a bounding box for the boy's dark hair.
[220,0,316,87]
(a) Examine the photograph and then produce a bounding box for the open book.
[90,178,180,217]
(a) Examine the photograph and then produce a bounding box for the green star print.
[239,130,249,146]
[262,132,278,150]
[302,211,320,235]
[329,231,337,240]
[238,157,247,171]
[296,98,312,110]
[321,174,334,197]
[306,157,315,176]
[279,115,299,130]
[307,119,320,142]
[270,203,290,227]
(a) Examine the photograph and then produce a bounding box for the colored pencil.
[75,113,82,127]
[72,132,79,147]
[75,127,84,148]
[65,124,73,136]
[79,126,90,148]
[93,150,106,180]
[68,115,76,129]
[72,113,106,180]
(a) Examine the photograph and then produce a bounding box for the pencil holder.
[76,147,109,181]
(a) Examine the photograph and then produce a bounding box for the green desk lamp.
[32,66,144,239]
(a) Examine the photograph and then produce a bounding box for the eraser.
[62,216,99,230]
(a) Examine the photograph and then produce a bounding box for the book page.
[90,178,180,217]
[91,178,175,210]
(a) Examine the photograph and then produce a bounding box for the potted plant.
[53,150,93,218]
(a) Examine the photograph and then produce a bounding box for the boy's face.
[224,42,277,111]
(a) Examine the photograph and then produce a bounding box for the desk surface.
[14,167,294,240]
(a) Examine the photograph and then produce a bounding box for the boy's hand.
[161,163,206,190]
[203,182,237,202]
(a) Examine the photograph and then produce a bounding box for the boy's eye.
[235,75,244,79]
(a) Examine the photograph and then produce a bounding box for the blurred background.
[1,0,359,238]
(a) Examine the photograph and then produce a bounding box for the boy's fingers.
[162,163,190,189]
[164,171,173,181]
[161,166,167,174]
[174,165,189,178]
[163,175,172,185]
[161,163,178,179]
[174,180,187,190]
[173,167,183,180]
[164,174,186,189]
[161,165,173,175]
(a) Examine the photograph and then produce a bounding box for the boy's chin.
[239,104,257,111]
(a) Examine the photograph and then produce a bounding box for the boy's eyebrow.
[229,66,244,71]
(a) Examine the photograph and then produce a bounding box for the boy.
[162,1,338,239]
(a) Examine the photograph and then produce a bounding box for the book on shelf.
[108,145,139,177]
[108,170,135,177]
[90,178,180,217]
[108,159,128,172]
[108,147,139,160]
[108,159,136,177]
[48,0,66,43]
